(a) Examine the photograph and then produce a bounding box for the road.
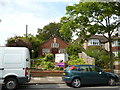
[15,84,120,90]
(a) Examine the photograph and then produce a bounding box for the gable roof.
[89,35,108,43]
[40,35,69,46]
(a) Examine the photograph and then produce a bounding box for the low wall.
[30,70,64,77]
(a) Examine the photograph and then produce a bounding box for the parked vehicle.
[0,47,31,90]
[62,65,119,88]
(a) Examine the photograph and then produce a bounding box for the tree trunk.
[109,36,114,73]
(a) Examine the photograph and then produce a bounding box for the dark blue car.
[62,65,119,88]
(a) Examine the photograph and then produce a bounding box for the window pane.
[51,43,59,48]
[79,66,90,72]
[90,66,102,72]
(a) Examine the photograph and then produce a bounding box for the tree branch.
[103,34,109,40]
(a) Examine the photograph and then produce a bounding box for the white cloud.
[0,0,78,46]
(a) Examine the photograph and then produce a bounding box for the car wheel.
[4,78,18,90]
[71,78,81,88]
[108,78,116,86]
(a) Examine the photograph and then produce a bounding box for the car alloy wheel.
[108,78,116,86]
[71,78,81,88]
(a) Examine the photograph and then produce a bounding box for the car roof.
[69,65,94,67]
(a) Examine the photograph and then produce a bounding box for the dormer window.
[88,39,100,46]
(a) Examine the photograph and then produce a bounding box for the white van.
[0,47,31,90]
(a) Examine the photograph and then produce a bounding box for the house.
[38,36,68,56]
[83,35,120,57]
[112,36,120,57]
[83,35,108,50]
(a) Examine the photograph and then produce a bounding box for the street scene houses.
[40,35,120,58]
[83,35,120,57]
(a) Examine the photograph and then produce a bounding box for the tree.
[24,34,41,58]
[6,36,32,49]
[37,22,72,42]
[60,2,120,72]
[66,44,83,56]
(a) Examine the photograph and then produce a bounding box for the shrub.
[67,55,87,66]
[84,46,110,69]
[66,45,82,56]
[44,54,54,61]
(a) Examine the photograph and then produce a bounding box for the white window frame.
[88,39,100,46]
[51,43,59,48]
[112,40,120,47]
[42,49,50,54]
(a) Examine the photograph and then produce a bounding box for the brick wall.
[38,36,68,56]
[112,46,120,51]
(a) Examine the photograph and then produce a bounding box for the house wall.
[83,40,88,50]
[38,37,68,56]
[104,42,110,51]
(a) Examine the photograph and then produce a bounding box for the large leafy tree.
[37,22,72,42]
[6,35,40,58]
[60,2,120,72]
[6,36,32,49]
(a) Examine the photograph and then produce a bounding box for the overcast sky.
[0,0,79,46]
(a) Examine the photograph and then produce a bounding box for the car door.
[89,66,108,84]
[78,66,95,84]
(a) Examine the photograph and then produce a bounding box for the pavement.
[28,76,120,85]
[28,76,65,84]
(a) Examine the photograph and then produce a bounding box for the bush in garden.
[67,55,87,66]
[84,46,110,69]
[44,54,54,61]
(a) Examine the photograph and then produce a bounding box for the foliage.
[6,35,41,58]
[44,54,54,61]
[36,22,72,42]
[84,46,110,69]
[60,2,120,72]
[67,55,87,66]
[118,52,120,58]
[31,54,63,71]
[6,36,32,49]
[66,44,82,56]
[25,34,41,58]
[40,61,55,70]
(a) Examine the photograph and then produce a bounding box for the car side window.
[90,66,102,72]
[73,67,81,71]
[79,66,90,72]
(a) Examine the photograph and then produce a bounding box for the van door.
[0,49,3,82]
[25,49,31,81]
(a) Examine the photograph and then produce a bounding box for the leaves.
[84,46,110,69]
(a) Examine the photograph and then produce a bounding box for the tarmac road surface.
[15,84,120,90]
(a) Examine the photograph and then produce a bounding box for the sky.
[0,0,79,46]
